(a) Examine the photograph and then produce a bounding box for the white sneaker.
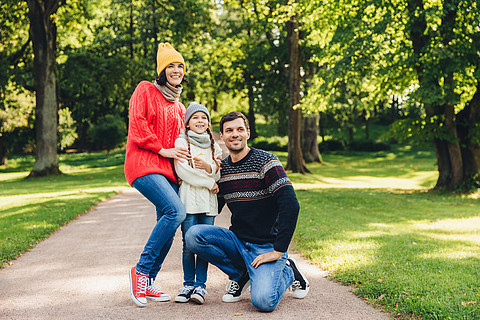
[287,258,310,299]
[222,273,250,303]
[175,285,195,303]
[190,286,208,305]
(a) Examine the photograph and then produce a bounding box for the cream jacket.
[174,137,222,216]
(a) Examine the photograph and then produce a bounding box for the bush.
[87,115,126,154]
[319,139,346,152]
[348,140,390,152]
[250,136,288,151]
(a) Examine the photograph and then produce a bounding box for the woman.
[124,43,190,307]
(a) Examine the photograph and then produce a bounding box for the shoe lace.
[137,275,148,294]
[226,281,240,294]
[194,287,208,296]
[148,284,164,295]
[180,286,194,295]
[291,280,301,291]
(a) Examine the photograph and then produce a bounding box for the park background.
[1,0,479,319]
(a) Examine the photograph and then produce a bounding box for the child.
[173,102,223,305]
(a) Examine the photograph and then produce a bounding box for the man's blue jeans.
[181,214,215,289]
[185,225,294,312]
[132,174,186,280]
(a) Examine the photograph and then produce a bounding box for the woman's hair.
[155,69,188,86]
[184,126,216,167]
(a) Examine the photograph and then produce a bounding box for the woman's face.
[165,62,184,86]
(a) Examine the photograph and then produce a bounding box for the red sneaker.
[129,266,148,307]
[146,280,171,302]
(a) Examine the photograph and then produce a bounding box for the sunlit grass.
[0,150,129,265]
[289,166,480,320]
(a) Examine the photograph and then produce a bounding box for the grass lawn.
[273,147,480,320]
[0,150,129,265]
[1,146,479,319]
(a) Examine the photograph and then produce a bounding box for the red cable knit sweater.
[124,81,185,186]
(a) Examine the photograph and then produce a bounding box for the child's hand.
[193,156,212,173]
[210,183,219,194]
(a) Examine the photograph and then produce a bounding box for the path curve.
[0,188,392,319]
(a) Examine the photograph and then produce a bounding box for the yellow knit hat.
[156,43,186,75]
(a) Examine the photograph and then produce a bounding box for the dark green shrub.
[250,136,288,151]
[348,140,390,152]
[319,139,346,152]
[87,115,126,155]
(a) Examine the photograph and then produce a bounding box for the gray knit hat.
[184,102,211,127]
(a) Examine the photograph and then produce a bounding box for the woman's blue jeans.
[181,214,215,289]
[185,225,294,312]
[132,174,186,280]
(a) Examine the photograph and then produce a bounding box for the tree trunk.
[246,81,258,140]
[0,134,7,167]
[301,114,322,163]
[129,0,134,59]
[362,109,369,140]
[319,112,325,142]
[444,103,464,188]
[27,0,61,177]
[457,80,480,188]
[152,0,158,64]
[286,13,309,173]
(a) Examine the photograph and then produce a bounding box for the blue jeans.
[132,174,186,280]
[185,225,294,312]
[181,214,215,288]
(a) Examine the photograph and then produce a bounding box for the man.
[185,111,309,312]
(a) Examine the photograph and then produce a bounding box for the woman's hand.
[251,250,283,268]
[159,147,190,160]
[193,157,212,173]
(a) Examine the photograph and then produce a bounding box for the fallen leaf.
[377,278,383,283]
[378,294,385,300]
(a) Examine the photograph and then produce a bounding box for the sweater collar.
[227,148,254,166]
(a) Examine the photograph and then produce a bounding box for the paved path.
[0,188,391,320]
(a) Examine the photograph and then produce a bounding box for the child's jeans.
[181,213,215,288]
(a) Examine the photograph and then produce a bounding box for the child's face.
[187,111,209,134]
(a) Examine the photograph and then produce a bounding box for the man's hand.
[210,182,219,194]
[159,147,190,160]
[251,250,283,268]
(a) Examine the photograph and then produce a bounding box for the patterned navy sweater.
[218,148,300,252]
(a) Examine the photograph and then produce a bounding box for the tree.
[286,8,309,173]
[27,0,61,177]
[303,0,480,191]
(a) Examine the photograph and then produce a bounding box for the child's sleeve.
[174,138,216,189]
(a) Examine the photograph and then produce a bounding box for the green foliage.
[57,107,78,151]
[318,139,346,152]
[87,115,126,153]
[250,136,288,151]
[348,140,390,152]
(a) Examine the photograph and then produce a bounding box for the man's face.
[220,118,250,153]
